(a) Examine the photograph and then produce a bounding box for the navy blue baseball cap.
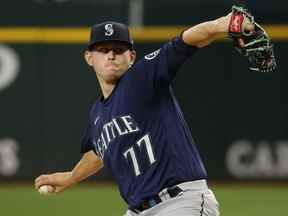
[88,21,134,51]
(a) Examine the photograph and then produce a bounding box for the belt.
[131,185,183,213]
[130,180,207,213]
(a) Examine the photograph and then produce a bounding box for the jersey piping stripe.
[0,25,287,43]
[200,193,205,216]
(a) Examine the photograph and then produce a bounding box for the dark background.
[0,0,287,181]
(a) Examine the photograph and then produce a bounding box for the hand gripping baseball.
[35,172,74,195]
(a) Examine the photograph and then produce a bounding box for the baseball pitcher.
[35,6,276,216]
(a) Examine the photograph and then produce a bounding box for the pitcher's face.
[85,41,136,84]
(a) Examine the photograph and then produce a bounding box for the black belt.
[131,186,183,213]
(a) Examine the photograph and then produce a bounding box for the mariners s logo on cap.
[104,24,114,36]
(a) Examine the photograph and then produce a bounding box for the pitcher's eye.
[113,47,127,54]
[95,47,110,53]
[92,46,129,54]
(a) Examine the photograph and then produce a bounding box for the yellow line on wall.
[0,25,287,43]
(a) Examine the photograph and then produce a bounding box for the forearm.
[35,150,103,193]
[182,14,230,48]
[70,150,104,185]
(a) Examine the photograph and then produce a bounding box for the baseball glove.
[228,5,277,72]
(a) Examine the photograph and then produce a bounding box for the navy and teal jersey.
[81,36,207,208]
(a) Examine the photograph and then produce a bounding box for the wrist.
[215,14,231,34]
[68,171,79,186]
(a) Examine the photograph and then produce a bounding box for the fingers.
[34,174,53,189]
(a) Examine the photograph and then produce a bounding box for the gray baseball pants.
[124,180,220,216]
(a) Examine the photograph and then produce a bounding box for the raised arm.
[35,150,103,193]
[182,14,231,48]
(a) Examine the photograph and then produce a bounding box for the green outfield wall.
[0,1,287,180]
[0,41,287,180]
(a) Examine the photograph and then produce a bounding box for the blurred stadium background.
[0,0,287,215]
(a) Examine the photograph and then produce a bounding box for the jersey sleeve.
[138,35,199,86]
[80,122,93,153]
[80,104,95,154]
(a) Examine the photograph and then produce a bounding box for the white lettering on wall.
[0,138,20,176]
[0,45,20,91]
[226,140,288,179]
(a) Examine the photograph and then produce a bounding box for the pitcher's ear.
[130,50,136,63]
[84,51,93,66]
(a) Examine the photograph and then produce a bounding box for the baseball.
[38,185,54,195]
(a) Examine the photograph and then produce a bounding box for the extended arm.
[182,14,231,48]
[35,150,103,193]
